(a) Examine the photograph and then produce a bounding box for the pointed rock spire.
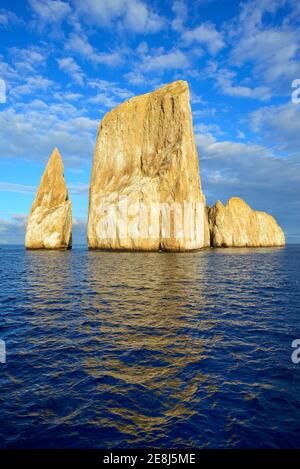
[25,148,72,249]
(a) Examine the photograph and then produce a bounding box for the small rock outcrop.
[25,148,72,250]
[207,197,285,247]
[88,80,206,251]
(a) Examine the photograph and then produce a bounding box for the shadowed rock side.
[206,197,285,247]
[88,80,206,251]
[203,206,211,248]
[25,148,72,250]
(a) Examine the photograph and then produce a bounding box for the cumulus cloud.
[0,100,98,167]
[227,0,300,94]
[216,68,272,101]
[65,33,122,66]
[74,0,165,33]
[250,102,300,153]
[142,49,190,72]
[124,0,165,33]
[196,127,300,241]
[181,22,225,54]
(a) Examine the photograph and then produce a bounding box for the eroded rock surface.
[207,197,285,247]
[88,80,206,251]
[25,148,72,249]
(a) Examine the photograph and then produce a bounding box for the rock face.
[207,197,285,247]
[203,206,211,248]
[88,80,206,251]
[25,148,72,250]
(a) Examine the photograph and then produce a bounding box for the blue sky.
[0,0,300,244]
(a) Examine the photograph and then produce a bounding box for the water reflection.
[1,246,299,448]
[83,252,220,443]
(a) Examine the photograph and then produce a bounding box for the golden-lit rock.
[208,197,285,247]
[88,80,206,251]
[25,148,72,250]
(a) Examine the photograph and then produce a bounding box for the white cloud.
[9,46,47,74]
[231,28,300,85]
[194,123,224,137]
[125,0,165,33]
[142,49,189,72]
[9,75,57,98]
[124,71,145,86]
[0,101,98,167]
[171,0,187,32]
[29,0,71,24]
[181,22,225,54]
[88,93,118,108]
[196,127,300,240]
[53,91,84,101]
[227,0,300,94]
[73,0,124,26]
[250,102,300,153]
[0,182,36,194]
[74,0,165,33]
[216,68,272,101]
[65,33,122,66]
[124,44,190,84]
[57,56,85,85]
[87,79,132,108]
[0,215,27,243]
[192,108,217,118]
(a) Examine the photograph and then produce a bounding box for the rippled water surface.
[1,245,300,448]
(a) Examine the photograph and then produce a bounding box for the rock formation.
[206,197,285,247]
[88,80,206,251]
[25,148,72,250]
[203,206,211,248]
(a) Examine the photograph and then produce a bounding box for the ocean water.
[0,245,300,449]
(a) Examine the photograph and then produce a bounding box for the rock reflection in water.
[1,246,300,448]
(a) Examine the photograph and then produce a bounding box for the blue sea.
[0,245,300,448]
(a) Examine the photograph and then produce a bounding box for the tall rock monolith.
[88,80,206,251]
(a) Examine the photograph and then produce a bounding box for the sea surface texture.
[0,245,300,448]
